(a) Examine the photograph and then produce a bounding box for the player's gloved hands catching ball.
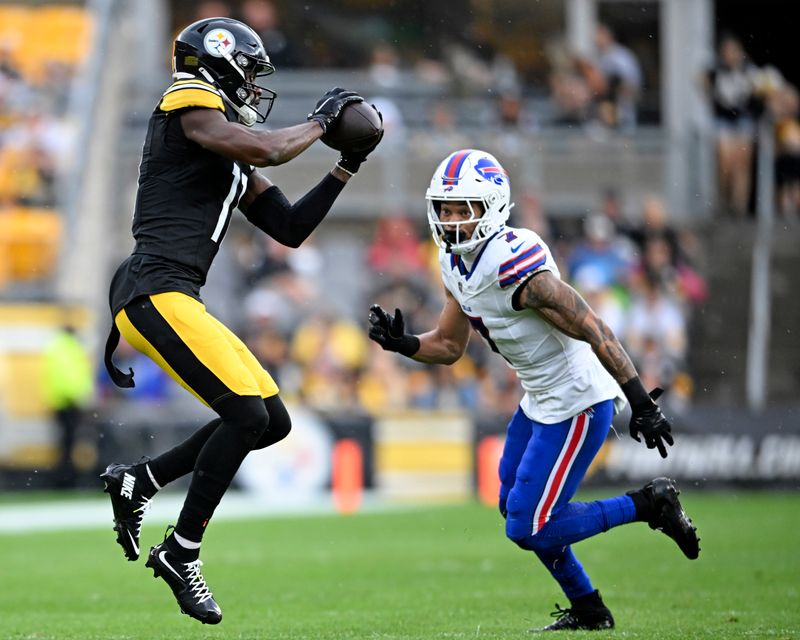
[368,304,419,357]
[337,107,384,175]
[307,87,363,133]
[627,386,674,458]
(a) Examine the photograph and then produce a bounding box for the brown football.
[320,102,383,153]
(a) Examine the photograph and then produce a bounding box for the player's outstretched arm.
[368,288,471,365]
[518,270,674,457]
[181,108,322,167]
[180,87,363,167]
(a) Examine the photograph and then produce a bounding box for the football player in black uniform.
[100,17,382,624]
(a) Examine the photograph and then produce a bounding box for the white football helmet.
[425,149,513,254]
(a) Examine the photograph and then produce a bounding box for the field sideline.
[1,490,798,639]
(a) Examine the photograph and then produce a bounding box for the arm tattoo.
[520,272,637,385]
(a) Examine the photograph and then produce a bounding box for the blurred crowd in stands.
[0,5,89,291]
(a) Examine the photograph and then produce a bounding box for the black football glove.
[628,387,674,459]
[307,87,363,133]
[368,304,420,357]
[337,107,384,175]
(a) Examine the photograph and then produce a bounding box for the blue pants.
[499,400,637,599]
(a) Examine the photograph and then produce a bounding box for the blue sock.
[528,495,636,549]
[535,545,594,599]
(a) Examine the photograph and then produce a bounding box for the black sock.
[570,589,604,610]
[628,490,653,522]
[147,418,223,488]
[132,459,158,498]
[165,531,200,562]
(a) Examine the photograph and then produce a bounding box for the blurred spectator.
[511,191,550,239]
[366,216,427,278]
[246,323,291,387]
[368,42,402,89]
[486,88,539,155]
[573,266,627,337]
[626,196,708,306]
[290,313,370,411]
[770,83,800,218]
[627,195,682,266]
[412,100,470,155]
[624,276,687,393]
[240,239,322,336]
[598,187,626,230]
[442,19,519,95]
[544,39,608,129]
[240,0,298,68]
[193,1,232,20]
[705,33,761,218]
[357,347,408,412]
[593,23,643,131]
[41,325,94,488]
[567,214,633,290]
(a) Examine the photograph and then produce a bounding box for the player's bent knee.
[252,395,292,450]
[505,518,549,552]
[215,394,270,449]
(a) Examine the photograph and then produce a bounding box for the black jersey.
[109,78,254,315]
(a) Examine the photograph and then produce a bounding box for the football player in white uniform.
[368,149,699,632]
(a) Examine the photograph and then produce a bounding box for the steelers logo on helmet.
[204,29,236,58]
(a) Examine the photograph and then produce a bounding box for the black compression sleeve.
[242,173,345,248]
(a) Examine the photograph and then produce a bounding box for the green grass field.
[1,491,798,639]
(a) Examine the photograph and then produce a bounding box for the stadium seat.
[0,207,63,282]
[0,4,92,82]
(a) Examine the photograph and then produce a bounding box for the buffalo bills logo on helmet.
[474,157,508,185]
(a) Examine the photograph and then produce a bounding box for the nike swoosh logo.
[510,242,524,253]
[126,530,139,556]
[159,550,184,581]
[314,96,334,114]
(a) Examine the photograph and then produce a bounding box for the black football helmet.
[173,17,276,127]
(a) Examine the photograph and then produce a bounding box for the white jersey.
[439,226,626,424]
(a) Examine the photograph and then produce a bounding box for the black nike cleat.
[530,597,614,632]
[637,477,700,559]
[100,461,153,561]
[145,542,222,624]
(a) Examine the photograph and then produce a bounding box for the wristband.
[335,162,356,177]
[621,376,651,410]
[397,335,420,358]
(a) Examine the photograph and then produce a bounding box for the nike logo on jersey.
[510,242,524,253]
[121,473,136,500]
